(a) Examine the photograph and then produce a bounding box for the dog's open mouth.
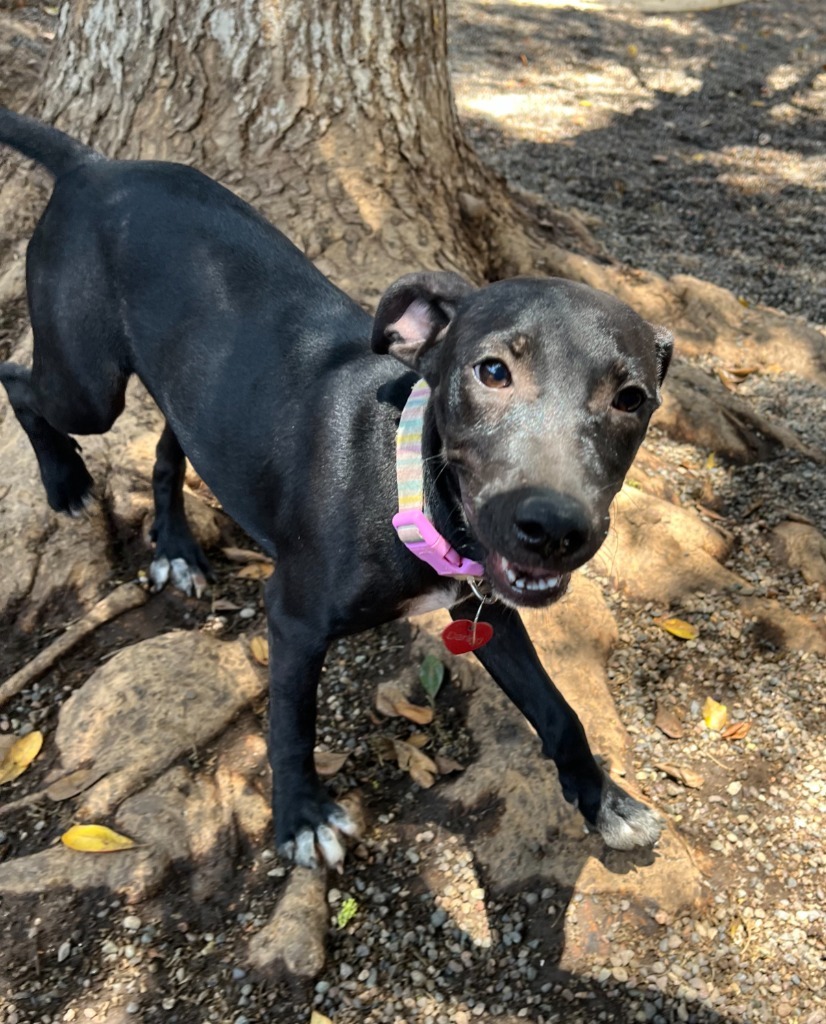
[487,553,571,608]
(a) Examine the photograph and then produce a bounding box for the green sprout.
[336,897,358,929]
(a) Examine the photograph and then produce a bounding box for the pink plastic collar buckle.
[393,509,485,578]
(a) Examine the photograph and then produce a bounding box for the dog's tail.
[0,107,100,178]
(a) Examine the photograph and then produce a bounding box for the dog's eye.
[612,386,647,413]
[475,359,512,389]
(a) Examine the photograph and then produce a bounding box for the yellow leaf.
[310,1012,334,1024]
[658,618,699,641]
[0,730,43,786]
[236,562,274,580]
[703,697,728,732]
[705,452,717,469]
[627,43,639,58]
[249,636,269,666]
[61,824,136,853]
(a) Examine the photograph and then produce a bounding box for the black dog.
[0,109,672,869]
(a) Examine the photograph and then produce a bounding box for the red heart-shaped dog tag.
[441,619,494,655]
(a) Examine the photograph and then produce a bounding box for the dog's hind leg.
[0,362,94,515]
[148,421,212,597]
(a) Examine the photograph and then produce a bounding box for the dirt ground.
[1,2,825,1024]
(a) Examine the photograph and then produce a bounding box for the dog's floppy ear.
[652,324,674,389]
[371,271,474,374]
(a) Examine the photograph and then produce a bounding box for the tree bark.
[34,0,522,296]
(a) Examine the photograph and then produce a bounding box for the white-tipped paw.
[68,491,96,518]
[280,806,360,873]
[148,556,208,598]
[595,785,664,851]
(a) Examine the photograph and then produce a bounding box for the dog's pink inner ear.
[387,299,437,347]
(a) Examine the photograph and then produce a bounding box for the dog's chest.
[401,582,462,619]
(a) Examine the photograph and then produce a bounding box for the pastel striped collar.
[391,378,484,578]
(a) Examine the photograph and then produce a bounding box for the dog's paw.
[278,804,360,873]
[43,453,94,516]
[593,778,664,850]
[67,489,96,518]
[148,555,208,598]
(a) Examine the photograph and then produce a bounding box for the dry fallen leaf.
[375,682,434,725]
[393,740,438,789]
[654,703,685,740]
[703,696,729,732]
[658,617,699,641]
[236,562,274,580]
[434,754,465,775]
[405,732,430,749]
[47,766,109,802]
[211,598,241,612]
[222,547,273,565]
[61,824,136,853]
[249,636,269,666]
[655,763,704,789]
[716,369,740,393]
[310,1012,334,1024]
[314,750,350,778]
[721,721,752,742]
[0,730,43,786]
[395,700,433,726]
[372,736,398,762]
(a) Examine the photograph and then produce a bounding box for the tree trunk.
[34,0,524,296]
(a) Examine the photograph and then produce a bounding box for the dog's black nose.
[513,492,591,562]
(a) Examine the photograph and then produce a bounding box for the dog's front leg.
[265,579,359,871]
[451,598,663,850]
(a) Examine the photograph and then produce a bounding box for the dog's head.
[372,272,673,608]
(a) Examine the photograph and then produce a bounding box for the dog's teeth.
[506,567,518,583]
